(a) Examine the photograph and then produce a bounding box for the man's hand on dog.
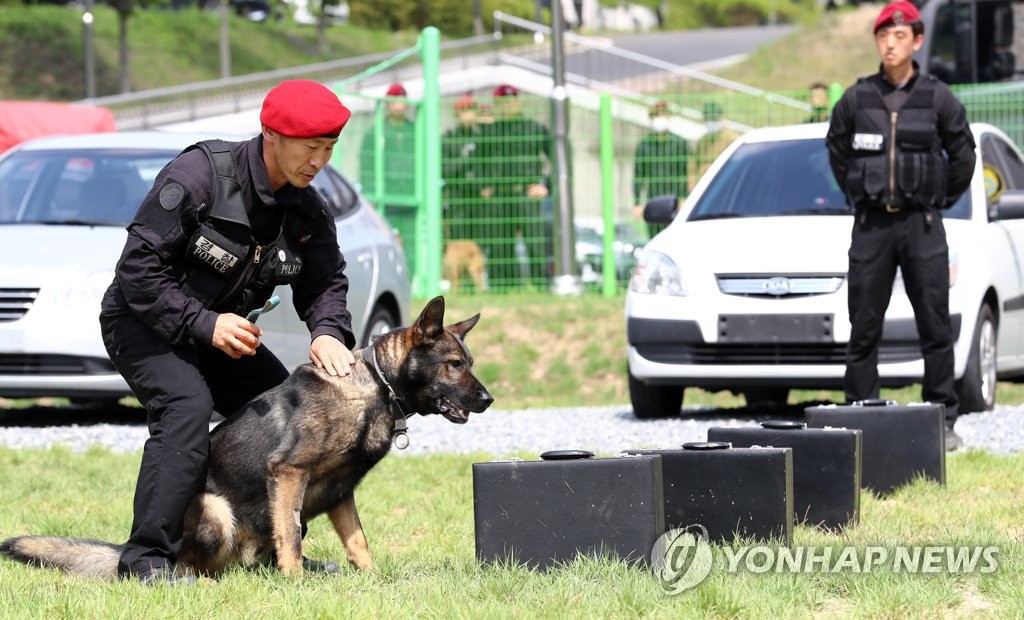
[213,313,263,359]
[310,335,356,377]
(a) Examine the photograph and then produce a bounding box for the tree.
[105,0,134,93]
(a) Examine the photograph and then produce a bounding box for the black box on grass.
[622,443,793,545]
[708,420,862,530]
[472,450,665,570]
[804,400,945,495]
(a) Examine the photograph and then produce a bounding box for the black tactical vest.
[843,74,948,210]
[179,140,305,315]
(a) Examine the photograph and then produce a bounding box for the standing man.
[807,82,832,123]
[826,1,977,450]
[360,83,418,274]
[442,93,485,242]
[633,100,690,238]
[99,80,357,584]
[479,84,554,289]
[693,101,741,188]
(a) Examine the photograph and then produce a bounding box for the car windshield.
[0,148,177,226]
[687,139,971,221]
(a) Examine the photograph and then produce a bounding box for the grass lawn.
[0,447,1021,618]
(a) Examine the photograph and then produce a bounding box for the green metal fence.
[337,31,1024,299]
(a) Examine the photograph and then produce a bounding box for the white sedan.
[0,131,410,405]
[626,122,1024,418]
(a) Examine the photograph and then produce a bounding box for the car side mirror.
[643,194,679,224]
[991,189,1024,221]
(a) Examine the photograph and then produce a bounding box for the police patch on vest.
[190,235,241,274]
[852,133,884,151]
[159,183,185,211]
[276,254,303,278]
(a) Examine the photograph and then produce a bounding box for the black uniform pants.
[99,311,289,577]
[845,207,958,421]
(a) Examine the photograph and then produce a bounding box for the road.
[610,25,797,69]
[553,24,797,92]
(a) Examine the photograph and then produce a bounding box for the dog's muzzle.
[437,396,470,424]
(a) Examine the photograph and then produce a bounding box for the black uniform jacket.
[826,64,976,210]
[100,135,355,350]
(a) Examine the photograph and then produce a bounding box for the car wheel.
[741,387,790,408]
[956,303,997,413]
[628,370,683,419]
[361,305,398,348]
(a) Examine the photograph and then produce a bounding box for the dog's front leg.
[328,494,374,570]
[268,464,310,575]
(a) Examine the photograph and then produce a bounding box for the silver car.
[0,130,411,405]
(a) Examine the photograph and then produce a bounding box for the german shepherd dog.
[1,296,493,579]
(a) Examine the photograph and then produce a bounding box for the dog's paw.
[347,553,374,571]
[277,559,304,576]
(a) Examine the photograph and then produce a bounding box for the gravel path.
[0,403,1020,457]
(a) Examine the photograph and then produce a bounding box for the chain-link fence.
[331,16,1024,299]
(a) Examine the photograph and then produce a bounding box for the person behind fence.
[359,82,418,272]
[478,84,554,288]
[442,93,485,241]
[98,79,358,584]
[825,1,976,451]
[633,100,690,238]
[693,101,741,188]
[807,82,832,122]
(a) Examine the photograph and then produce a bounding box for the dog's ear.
[413,296,446,339]
[446,313,480,340]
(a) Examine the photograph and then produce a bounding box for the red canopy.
[0,101,117,154]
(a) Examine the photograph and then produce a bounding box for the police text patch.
[852,133,884,152]
[159,183,185,211]
[191,235,240,274]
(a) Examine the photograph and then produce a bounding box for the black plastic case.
[805,400,945,495]
[622,443,793,544]
[708,420,862,530]
[472,450,665,569]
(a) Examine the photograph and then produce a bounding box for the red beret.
[261,80,351,138]
[649,100,668,116]
[493,84,519,97]
[454,94,476,111]
[386,83,407,97]
[874,1,921,34]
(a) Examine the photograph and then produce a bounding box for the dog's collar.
[360,344,412,450]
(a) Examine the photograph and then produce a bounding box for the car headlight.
[49,270,115,307]
[891,248,957,294]
[629,250,686,296]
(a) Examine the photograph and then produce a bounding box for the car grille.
[0,287,40,322]
[717,275,844,298]
[635,342,921,365]
[0,355,117,375]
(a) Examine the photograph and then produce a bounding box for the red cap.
[649,100,668,116]
[493,84,519,97]
[454,94,476,111]
[386,83,407,97]
[260,80,351,138]
[874,1,921,34]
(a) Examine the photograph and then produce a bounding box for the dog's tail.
[1,535,122,580]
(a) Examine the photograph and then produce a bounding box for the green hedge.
[347,0,818,35]
[347,0,537,36]
[660,0,819,29]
